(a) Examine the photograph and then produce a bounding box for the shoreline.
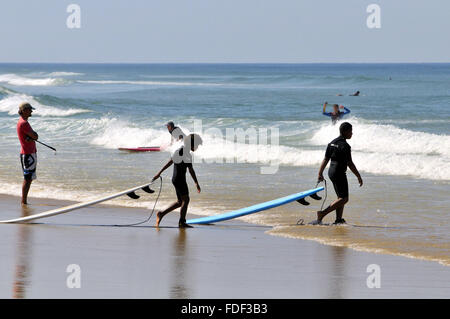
[0,194,449,298]
[268,227,450,268]
[2,185,449,268]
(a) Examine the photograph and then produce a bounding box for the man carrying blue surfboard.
[314,122,363,225]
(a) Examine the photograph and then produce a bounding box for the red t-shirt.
[17,117,37,154]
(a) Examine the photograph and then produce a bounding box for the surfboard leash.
[113,176,163,227]
[296,180,327,225]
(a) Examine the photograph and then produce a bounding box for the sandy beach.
[0,194,448,299]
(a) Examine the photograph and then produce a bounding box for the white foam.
[0,74,66,86]
[90,118,171,149]
[86,117,450,181]
[310,119,450,157]
[0,93,89,117]
[47,72,83,77]
[307,118,450,180]
[77,80,223,87]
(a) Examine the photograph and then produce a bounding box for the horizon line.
[1,61,449,65]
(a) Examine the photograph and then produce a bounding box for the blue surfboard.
[186,186,324,225]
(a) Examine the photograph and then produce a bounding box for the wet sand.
[0,194,449,298]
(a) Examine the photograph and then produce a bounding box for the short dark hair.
[339,122,352,135]
[166,121,175,128]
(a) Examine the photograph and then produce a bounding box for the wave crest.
[0,92,89,117]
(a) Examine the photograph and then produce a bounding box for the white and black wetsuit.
[171,146,192,200]
[324,136,352,198]
[170,126,186,144]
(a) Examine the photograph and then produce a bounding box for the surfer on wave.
[322,102,351,124]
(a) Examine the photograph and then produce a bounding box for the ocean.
[0,63,449,266]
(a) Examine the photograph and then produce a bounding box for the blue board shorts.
[20,153,37,181]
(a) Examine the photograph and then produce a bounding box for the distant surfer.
[166,121,186,145]
[314,122,363,225]
[322,102,351,124]
[350,91,360,96]
[152,133,203,228]
[17,102,38,205]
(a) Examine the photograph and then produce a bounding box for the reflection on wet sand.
[169,229,191,298]
[12,206,34,299]
[316,227,349,298]
[327,245,348,298]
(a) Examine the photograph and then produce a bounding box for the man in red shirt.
[17,102,38,205]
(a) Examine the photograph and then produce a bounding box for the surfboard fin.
[310,193,322,200]
[297,198,310,205]
[141,186,155,194]
[126,192,140,199]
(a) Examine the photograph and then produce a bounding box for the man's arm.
[152,159,173,181]
[317,157,330,182]
[22,123,38,141]
[348,161,363,186]
[341,106,351,115]
[27,131,38,140]
[188,165,201,193]
[322,102,331,116]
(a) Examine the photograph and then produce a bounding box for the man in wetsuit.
[152,133,202,228]
[17,102,38,205]
[322,102,351,124]
[315,122,363,224]
[166,121,186,145]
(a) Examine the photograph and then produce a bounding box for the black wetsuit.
[325,136,352,198]
[171,146,192,200]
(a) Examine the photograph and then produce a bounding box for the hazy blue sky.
[0,0,449,63]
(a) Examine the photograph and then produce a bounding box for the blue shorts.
[20,153,37,181]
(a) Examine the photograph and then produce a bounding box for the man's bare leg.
[156,201,182,227]
[21,179,32,205]
[335,206,345,221]
[316,197,348,223]
[178,195,192,228]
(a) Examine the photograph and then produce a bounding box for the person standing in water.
[314,122,363,225]
[322,102,351,124]
[152,133,202,228]
[17,102,38,205]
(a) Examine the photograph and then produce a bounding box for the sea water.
[0,63,449,265]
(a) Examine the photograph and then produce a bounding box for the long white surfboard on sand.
[0,182,155,224]
[186,186,324,225]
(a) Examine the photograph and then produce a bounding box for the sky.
[0,0,449,63]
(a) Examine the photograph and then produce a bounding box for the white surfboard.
[0,182,155,224]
